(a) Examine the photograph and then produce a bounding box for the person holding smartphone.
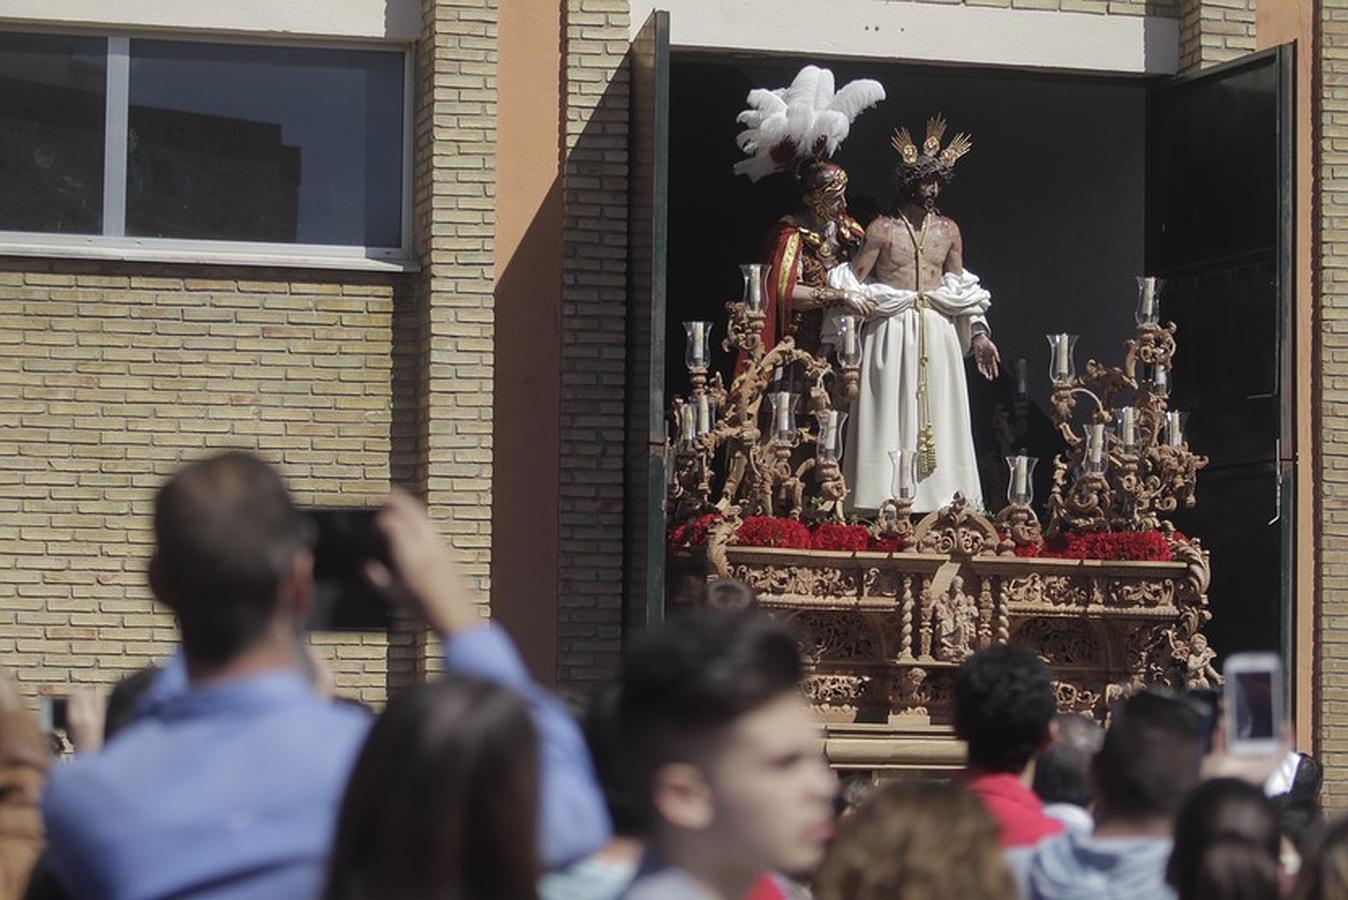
[39,452,610,900]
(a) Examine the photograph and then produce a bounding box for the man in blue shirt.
[42,452,609,899]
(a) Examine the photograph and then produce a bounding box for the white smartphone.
[1223,652,1283,756]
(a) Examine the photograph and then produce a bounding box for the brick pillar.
[1179,0,1259,70]
[558,0,632,688]
[1320,0,1348,806]
[413,0,499,669]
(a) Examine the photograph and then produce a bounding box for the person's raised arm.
[369,490,611,869]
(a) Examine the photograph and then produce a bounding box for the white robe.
[824,265,992,513]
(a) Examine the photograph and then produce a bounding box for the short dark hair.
[582,683,646,837]
[1093,691,1202,821]
[150,451,307,667]
[1033,712,1105,807]
[322,678,538,900]
[954,645,1056,773]
[1167,778,1280,900]
[619,611,802,818]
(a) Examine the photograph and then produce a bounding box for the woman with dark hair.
[322,677,539,900]
[1293,815,1348,900]
[1166,778,1281,900]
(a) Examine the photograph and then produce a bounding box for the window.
[0,31,409,261]
[0,32,107,234]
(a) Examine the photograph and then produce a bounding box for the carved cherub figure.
[894,666,930,715]
[1168,631,1222,689]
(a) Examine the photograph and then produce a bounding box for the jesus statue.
[827,116,1000,513]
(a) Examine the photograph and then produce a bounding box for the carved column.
[977,576,994,649]
[900,574,914,660]
[919,578,933,659]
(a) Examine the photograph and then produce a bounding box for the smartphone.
[1223,652,1283,757]
[305,508,393,632]
[38,695,68,734]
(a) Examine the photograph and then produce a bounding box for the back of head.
[618,610,802,819]
[323,677,538,900]
[1167,778,1280,900]
[150,451,306,668]
[1293,816,1348,900]
[582,682,645,838]
[814,781,1014,900]
[1094,691,1202,822]
[954,644,1056,774]
[1034,712,1105,808]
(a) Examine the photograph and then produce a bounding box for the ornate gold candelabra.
[1043,278,1208,535]
[667,265,860,522]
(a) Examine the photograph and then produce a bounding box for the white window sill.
[0,237,421,274]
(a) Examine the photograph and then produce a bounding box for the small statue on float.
[834,116,1000,514]
[733,65,884,356]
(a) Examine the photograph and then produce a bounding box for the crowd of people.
[0,450,1338,900]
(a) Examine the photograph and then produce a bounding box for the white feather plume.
[733,65,886,182]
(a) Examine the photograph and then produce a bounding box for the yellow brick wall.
[1179,0,1258,71]
[0,259,415,707]
[1322,0,1348,807]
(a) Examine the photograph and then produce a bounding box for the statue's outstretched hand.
[844,291,875,318]
[972,334,1001,381]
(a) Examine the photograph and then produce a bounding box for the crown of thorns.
[890,115,973,172]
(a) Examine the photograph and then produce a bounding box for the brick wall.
[557,0,631,689]
[0,259,413,705]
[0,0,502,707]
[1179,0,1258,70]
[1321,0,1348,807]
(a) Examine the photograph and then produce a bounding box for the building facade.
[2,0,1342,795]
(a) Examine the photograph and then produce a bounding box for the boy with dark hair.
[619,611,838,900]
[955,644,1064,848]
[1021,690,1204,899]
[41,453,608,899]
[1034,713,1105,835]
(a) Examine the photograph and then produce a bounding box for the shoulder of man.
[619,867,715,900]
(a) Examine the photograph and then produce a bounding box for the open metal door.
[1146,47,1295,682]
[625,9,670,636]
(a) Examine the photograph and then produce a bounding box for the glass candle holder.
[1047,333,1079,386]
[1136,276,1164,326]
[889,448,918,502]
[740,263,766,315]
[684,321,714,373]
[815,409,847,462]
[1148,362,1171,399]
[1115,406,1139,455]
[768,391,798,446]
[1005,454,1038,507]
[1165,410,1187,448]
[677,404,698,453]
[1085,422,1107,476]
[836,314,863,368]
[695,392,715,438]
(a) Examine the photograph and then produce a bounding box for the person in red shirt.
[953,645,1064,848]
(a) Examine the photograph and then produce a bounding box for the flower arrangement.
[667,515,910,553]
[666,513,722,552]
[736,516,813,549]
[1010,530,1177,562]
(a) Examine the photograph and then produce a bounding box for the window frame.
[0,26,416,272]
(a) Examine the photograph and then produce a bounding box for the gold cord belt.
[897,214,937,478]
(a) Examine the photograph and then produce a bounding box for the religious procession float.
[664,66,1219,771]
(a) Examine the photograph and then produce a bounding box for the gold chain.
[893,212,938,478]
